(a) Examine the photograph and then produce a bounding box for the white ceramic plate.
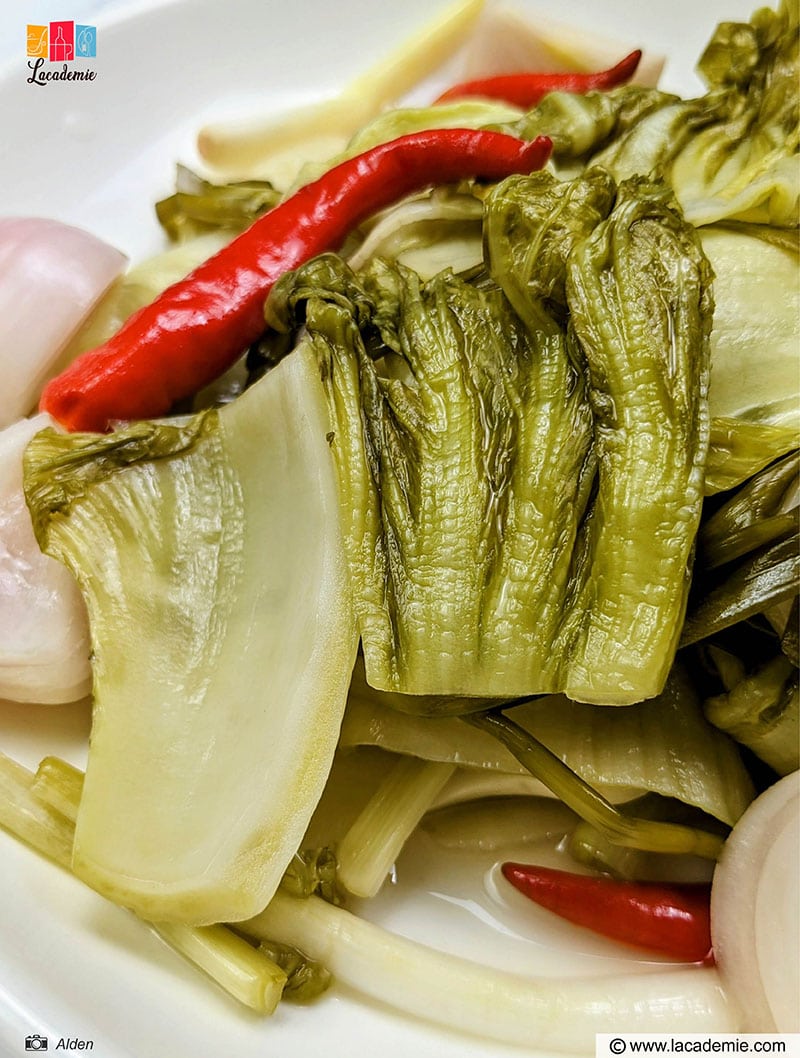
[0,1,759,1055]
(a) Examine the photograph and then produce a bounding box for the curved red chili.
[435,50,642,108]
[40,129,552,434]
[502,862,713,963]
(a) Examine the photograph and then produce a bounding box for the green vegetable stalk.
[274,252,596,696]
[336,755,455,897]
[556,177,713,703]
[270,172,713,705]
[241,890,735,1049]
[704,654,799,775]
[0,753,288,1014]
[699,451,799,569]
[464,709,724,859]
[682,532,800,646]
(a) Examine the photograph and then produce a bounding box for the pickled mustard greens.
[464,710,724,858]
[683,453,800,650]
[270,172,712,703]
[701,226,800,462]
[500,0,800,490]
[699,450,799,571]
[341,661,755,827]
[685,453,800,776]
[0,751,289,1014]
[555,177,712,703]
[155,165,281,243]
[22,344,357,924]
[705,654,799,776]
[270,254,594,696]
[509,0,799,227]
[2,1,798,1044]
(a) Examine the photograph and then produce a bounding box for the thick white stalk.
[151,922,286,1014]
[244,891,737,1052]
[0,751,74,868]
[337,757,456,897]
[1,752,286,1015]
[196,0,485,181]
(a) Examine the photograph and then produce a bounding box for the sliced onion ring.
[711,770,799,1031]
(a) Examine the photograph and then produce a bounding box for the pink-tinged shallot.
[0,218,126,429]
[0,414,91,704]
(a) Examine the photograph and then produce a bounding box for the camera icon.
[25,1036,49,1052]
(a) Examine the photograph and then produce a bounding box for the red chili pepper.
[502,863,713,963]
[435,50,642,108]
[40,129,551,434]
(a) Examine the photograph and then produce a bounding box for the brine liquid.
[353,798,696,978]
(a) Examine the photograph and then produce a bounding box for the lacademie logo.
[26,21,98,84]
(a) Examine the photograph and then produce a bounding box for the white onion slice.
[0,218,127,429]
[0,413,91,704]
[711,770,799,1031]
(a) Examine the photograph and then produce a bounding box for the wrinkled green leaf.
[534,3,800,227]
[483,167,616,317]
[558,177,713,703]
[273,251,596,697]
[663,2,799,224]
[509,85,679,167]
[269,173,714,706]
[156,165,280,242]
[589,95,726,184]
[682,532,800,645]
[700,451,799,568]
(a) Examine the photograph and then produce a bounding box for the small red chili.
[435,50,642,108]
[502,862,713,963]
[40,129,551,434]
